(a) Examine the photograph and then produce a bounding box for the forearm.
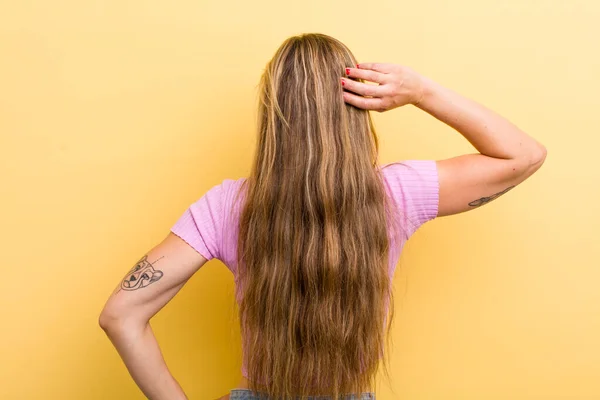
[101,320,188,400]
[415,75,546,162]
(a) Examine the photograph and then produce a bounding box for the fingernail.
[356,64,360,68]
[345,68,350,75]
[341,79,345,86]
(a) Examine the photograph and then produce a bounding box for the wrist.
[412,74,434,108]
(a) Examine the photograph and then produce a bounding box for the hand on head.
[341,63,425,112]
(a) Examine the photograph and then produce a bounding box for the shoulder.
[220,177,248,206]
[380,160,438,180]
[378,160,440,238]
[171,176,248,263]
[197,177,247,204]
[379,160,438,194]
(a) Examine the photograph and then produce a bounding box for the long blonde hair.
[234,33,401,399]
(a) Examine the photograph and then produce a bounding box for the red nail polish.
[356,64,360,68]
[345,68,350,75]
[341,79,345,86]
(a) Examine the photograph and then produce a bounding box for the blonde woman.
[99,33,547,400]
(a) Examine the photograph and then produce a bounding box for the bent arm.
[99,232,208,400]
[416,75,547,217]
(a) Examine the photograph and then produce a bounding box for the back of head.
[235,33,400,399]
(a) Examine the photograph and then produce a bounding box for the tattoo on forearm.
[118,255,164,292]
[468,185,516,207]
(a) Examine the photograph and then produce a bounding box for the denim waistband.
[229,389,375,400]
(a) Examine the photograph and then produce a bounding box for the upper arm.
[436,151,546,217]
[100,180,230,327]
[99,232,208,327]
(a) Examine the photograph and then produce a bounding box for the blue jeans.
[229,389,375,400]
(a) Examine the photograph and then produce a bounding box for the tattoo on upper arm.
[468,185,516,207]
[117,255,165,293]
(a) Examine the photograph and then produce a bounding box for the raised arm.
[414,73,546,216]
[341,63,547,217]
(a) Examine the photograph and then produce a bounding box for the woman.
[99,33,547,400]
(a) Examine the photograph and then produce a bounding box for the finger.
[356,62,395,73]
[342,90,386,111]
[341,78,386,98]
[345,67,388,84]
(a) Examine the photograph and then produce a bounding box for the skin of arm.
[415,74,547,216]
[341,63,547,217]
[99,232,208,400]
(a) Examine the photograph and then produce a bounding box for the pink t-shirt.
[170,160,439,380]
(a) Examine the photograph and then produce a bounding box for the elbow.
[511,143,547,180]
[99,308,119,331]
[99,306,147,332]
[98,306,130,332]
[529,143,547,172]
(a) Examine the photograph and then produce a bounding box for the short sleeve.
[381,160,440,240]
[170,180,228,261]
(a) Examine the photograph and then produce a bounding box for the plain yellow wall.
[1,1,598,399]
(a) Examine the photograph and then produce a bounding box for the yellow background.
[1,1,598,399]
